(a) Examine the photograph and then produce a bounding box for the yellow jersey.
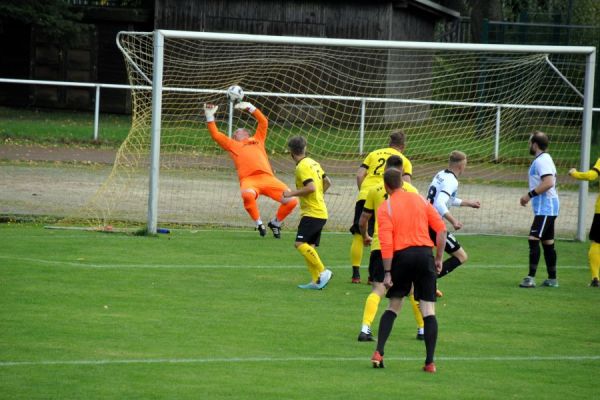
[364,180,418,250]
[570,158,600,214]
[358,147,412,200]
[295,157,328,219]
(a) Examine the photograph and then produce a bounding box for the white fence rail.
[1,77,599,158]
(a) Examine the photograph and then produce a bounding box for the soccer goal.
[69,30,596,239]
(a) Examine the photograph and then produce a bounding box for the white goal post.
[87,29,596,239]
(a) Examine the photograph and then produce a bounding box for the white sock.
[270,218,281,227]
[418,327,424,335]
[362,324,371,334]
[256,219,263,226]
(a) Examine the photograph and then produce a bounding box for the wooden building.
[0,3,153,112]
[0,0,459,113]
[156,0,459,42]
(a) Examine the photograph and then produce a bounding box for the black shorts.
[349,199,374,236]
[590,213,600,243]
[386,246,437,302]
[296,216,327,246]
[529,215,556,240]
[368,250,384,283]
[429,228,461,254]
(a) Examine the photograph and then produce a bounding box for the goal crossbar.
[156,30,596,55]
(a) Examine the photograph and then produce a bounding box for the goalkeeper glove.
[204,103,218,122]
[234,102,256,113]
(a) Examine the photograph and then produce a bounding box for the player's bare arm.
[356,167,367,189]
[461,200,481,208]
[443,212,463,230]
[382,257,393,289]
[358,210,373,246]
[520,175,555,206]
[323,175,332,193]
[434,229,447,274]
[284,181,316,198]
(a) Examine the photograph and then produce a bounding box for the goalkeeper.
[203,102,297,238]
[569,158,600,287]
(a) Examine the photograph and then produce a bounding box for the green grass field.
[1,223,599,399]
[1,106,596,168]
[0,106,131,146]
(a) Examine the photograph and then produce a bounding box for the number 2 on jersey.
[373,158,386,175]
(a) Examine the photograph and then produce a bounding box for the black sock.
[528,239,540,277]
[376,310,397,356]
[439,256,462,278]
[542,243,557,279]
[352,266,360,278]
[423,315,438,365]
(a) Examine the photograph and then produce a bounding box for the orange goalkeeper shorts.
[240,173,290,203]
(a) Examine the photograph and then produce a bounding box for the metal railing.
[1,76,599,158]
[0,78,150,141]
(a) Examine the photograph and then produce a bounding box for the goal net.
[67,31,595,237]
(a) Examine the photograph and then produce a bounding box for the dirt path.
[0,143,592,238]
[0,144,117,164]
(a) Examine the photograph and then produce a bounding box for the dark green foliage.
[0,0,86,42]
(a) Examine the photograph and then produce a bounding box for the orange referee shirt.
[207,109,274,181]
[377,189,446,260]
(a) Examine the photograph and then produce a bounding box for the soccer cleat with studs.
[591,278,599,287]
[423,362,436,373]
[541,278,559,288]
[519,276,536,288]
[267,221,282,239]
[358,331,375,342]
[298,282,320,290]
[256,224,267,237]
[371,351,384,368]
[317,269,333,289]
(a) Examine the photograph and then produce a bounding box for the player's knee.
[372,284,386,296]
[281,195,297,206]
[452,248,467,263]
[241,190,257,205]
[419,301,436,317]
[542,241,555,255]
[388,297,403,313]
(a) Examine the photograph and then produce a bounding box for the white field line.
[0,255,587,270]
[1,354,599,367]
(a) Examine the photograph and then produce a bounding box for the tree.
[0,0,86,42]
[468,0,503,42]
[438,0,503,43]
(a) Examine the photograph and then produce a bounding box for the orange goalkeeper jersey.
[377,189,446,260]
[207,109,274,181]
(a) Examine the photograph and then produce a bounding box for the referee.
[370,168,447,373]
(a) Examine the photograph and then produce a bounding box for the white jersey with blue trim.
[529,152,559,216]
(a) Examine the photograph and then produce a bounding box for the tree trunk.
[469,0,503,43]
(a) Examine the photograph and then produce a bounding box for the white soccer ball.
[226,85,244,102]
